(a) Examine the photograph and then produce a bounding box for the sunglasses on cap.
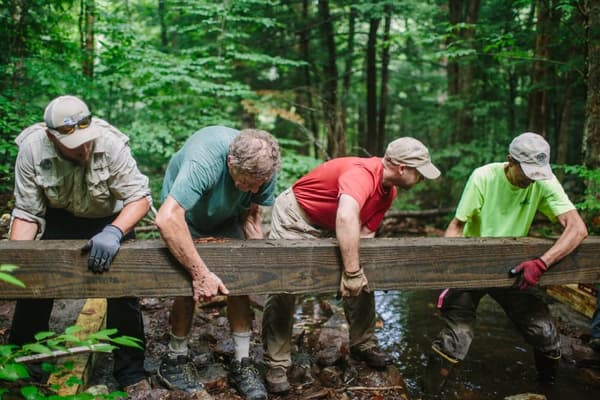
[52,114,92,135]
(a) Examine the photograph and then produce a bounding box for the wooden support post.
[46,298,107,395]
[0,237,598,299]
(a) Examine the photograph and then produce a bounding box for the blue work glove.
[509,258,548,290]
[82,224,124,273]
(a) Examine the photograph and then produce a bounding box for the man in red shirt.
[262,137,441,394]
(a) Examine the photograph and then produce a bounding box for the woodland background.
[1,0,599,231]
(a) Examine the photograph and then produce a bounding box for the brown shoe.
[350,345,392,369]
[265,365,290,394]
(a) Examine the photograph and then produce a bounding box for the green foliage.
[0,264,25,288]
[277,138,321,194]
[554,164,600,234]
[0,267,138,399]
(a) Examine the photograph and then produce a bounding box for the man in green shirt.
[155,126,280,400]
[424,132,588,394]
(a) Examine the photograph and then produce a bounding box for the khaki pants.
[262,189,377,368]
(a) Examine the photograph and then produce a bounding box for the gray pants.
[262,189,377,368]
[433,287,560,360]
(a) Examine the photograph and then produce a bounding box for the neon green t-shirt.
[456,163,575,238]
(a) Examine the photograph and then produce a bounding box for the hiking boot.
[229,358,268,400]
[350,345,392,369]
[265,365,290,394]
[157,354,207,394]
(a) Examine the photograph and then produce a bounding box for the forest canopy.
[0,0,598,230]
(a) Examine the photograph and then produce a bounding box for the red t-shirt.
[292,157,397,232]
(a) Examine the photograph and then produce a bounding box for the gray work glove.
[339,267,370,297]
[82,224,124,273]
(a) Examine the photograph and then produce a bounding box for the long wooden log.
[0,237,598,299]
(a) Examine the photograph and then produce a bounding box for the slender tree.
[584,0,600,169]
[528,0,551,135]
[377,3,392,151]
[318,0,343,158]
[365,16,380,155]
[447,0,480,143]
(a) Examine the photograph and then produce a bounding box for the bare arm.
[444,217,465,238]
[9,218,38,241]
[335,194,362,273]
[155,195,229,301]
[540,209,588,266]
[111,197,151,235]
[243,203,264,240]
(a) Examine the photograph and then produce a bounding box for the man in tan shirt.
[9,95,152,393]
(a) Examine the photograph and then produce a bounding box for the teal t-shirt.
[456,162,575,238]
[161,126,277,233]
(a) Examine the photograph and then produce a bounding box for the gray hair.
[228,129,281,180]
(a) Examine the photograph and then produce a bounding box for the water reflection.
[374,290,600,399]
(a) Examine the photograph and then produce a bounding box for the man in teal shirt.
[424,132,588,394]
[155,126,280,400]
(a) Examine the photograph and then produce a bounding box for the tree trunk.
[447,0,480,143]
[377,4,392,154]
[585,0,600,169]
[158,0,168,49]
[365,17,380,156]
[81,0,95,79]
[528,0,551,135]
[341,6,356,154]
[318,0,343,158]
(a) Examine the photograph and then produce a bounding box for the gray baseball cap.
[385,137,441,179]
[509,132,552,180]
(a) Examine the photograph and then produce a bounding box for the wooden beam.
[0,237,599,299]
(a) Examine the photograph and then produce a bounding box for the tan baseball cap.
[44,95,102,149]
[509,132,552,180]
[385,137,441,179]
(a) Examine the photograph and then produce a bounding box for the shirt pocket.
[87,161,111,201]
[34,173,66,208]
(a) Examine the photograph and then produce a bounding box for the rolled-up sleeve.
[107,142,152,207]
[12,145,46,236]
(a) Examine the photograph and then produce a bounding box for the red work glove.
[510,258,548,290]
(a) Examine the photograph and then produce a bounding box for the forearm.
[111,197,151,234]
[243,203,264,240]
[336,196,362,273]
[444,218,465,237]
[9,217,38,240]
[540,210,588,266]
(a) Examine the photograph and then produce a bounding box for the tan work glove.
[339,267,370,297]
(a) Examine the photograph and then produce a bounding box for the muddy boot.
[534,349,560,385]
[422,346,458,396]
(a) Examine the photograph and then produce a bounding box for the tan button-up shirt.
[12,118,151,237]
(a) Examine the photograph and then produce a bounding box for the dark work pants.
[9,208,146,387]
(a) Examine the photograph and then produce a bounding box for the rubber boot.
[423,346,459,396]
[534,349,560,385]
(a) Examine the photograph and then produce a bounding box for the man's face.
[229,166,268,194]
[395,166,424,190]
[47,129,94,165]
[506,158,533,188]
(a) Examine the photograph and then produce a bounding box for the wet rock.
[214,338,235,358]
[318,366,343,387]
[198,363,228,392]
[315,313,349,367]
